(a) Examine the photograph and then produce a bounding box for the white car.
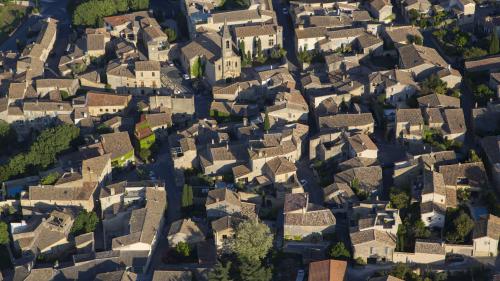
[282,7,288,15]
[300,179,308,186]
[295,269,305,281]
[182,74,190,80]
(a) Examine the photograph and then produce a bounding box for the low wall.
[444,244,474,256]
[393,251,445,264]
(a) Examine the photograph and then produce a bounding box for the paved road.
[146,141,183,274]
[272,0,299,72]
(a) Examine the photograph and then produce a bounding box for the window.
[105,109,109,112]
[268,39,274,46]
[152,72,155,77]
[235,62,238,67]
[222,235,227,239]
[100,109,103,112]
[141,72,144,77]
[218,65,221,71]
[226,40,229,49]
[113,109,117,112]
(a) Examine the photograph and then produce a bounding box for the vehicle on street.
[182,74,190,80]
[300,179,307,186]
[282,7,288,15]
[295,269,305,281]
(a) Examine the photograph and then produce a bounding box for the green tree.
[454,34,468,48]
[238,40,246,57]
[175,241,191,257]
[164,28,177,43]
[390,188,410,210]
[408,9,420,25]
[233,220,273,261]
[473,84,495,104]
[489,31,499,55]
[421,74,448,96]
[71,210,99,236]
[0,124,80,182]
[238,258,272,281]
[390,263,421,281]
[181,184,193,209]
[41,172,60,185]
[413,220,431,238]
[457,188,471,201]
[190,57,203,78]
[114,0,129,12]
[208,261,233,281]
[467,149,481,163]
[446,211,474,243]
[0,222,9,245]
[329,242,350,260]
[463,47,488,59]
[0,120,16,155]
[263,110,270,131]
[129,0,149,10]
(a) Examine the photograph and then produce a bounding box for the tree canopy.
[329,242,350,260]
[238,257,272,281]
[0,222,9,245]
[233,220,273,261]
[181,184,193,209]
[490,31,499,55]
[0,124,80,182]
[164,28,177,43]
[421,74,448,96]
[73,0,150,27]
[445,210,474,243]
[71,210,99,236]
[208,261,233,281]
[390,188,410,210]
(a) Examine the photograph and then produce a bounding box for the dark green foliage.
[390,188,410,210]
[0,120,16,155]
[473,84,495,105]
[329,242,350,260]
[191,57,203,78]
[445,209,474,243]
[463,47,488,59]
[350,178,367,200]
[181,184,193,209]
[96,124,113,134]
[238,257,272,281]
[489,31,499,55]
[467,149,481,163]
[164,28,176,43]
[208,261,233,281]
[40,172,60,185]
[422,128,463,152]
[175,241,191,257]
[71,210,98,236]
[390,263,421,281]
[421,74,448,96]
[263,110,270,131]
[73,0,150,27]
[0,222,9,245]
[0,124,80,182]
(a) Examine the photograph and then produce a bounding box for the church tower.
[221,19,232,79]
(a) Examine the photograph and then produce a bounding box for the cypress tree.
[489,31,499,55]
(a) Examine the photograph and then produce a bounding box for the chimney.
[226,143,229,151]
[243,117,248,126]
[350,81,354,87]
[110,188,115,196]
[211,139,215,145]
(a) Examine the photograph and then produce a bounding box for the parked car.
[295,269,305,281]
[182,74,190,80]
[282,7,288,15]
[300,179,308,186]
